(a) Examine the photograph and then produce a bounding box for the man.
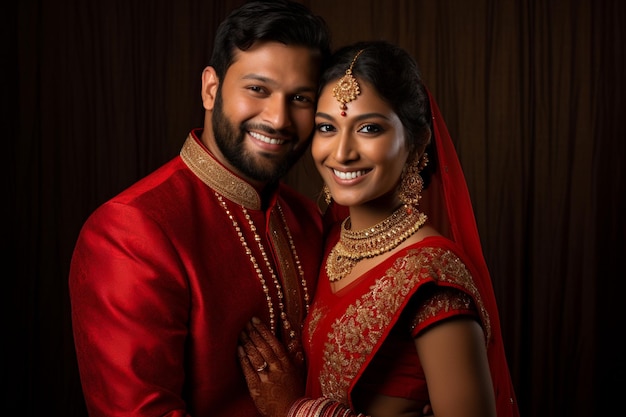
[69,1,331,415]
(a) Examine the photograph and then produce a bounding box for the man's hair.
[210,0,331,79]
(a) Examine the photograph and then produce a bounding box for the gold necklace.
[216,193,309,343]
[325,205,427,282]
[276,204,311,316]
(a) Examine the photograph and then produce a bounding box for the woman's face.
[312,79,410,209]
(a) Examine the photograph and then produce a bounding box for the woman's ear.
[415,129,432,160]
[201,66,219,111]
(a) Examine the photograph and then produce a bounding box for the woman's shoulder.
[398,236,474,282]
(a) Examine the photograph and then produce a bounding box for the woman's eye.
[316,123,335,133]
[358,124,382,134]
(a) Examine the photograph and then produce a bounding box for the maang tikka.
[333,49,364,117]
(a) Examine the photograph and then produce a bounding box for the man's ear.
[201,66,219,111]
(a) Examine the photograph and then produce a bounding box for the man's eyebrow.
[242,74,317,93]
[242,74,273,84]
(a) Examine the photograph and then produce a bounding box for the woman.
[238,40,519,417]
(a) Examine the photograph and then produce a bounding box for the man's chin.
[236,161,283,184]
[238,144,301,183]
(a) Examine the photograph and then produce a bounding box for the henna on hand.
[237,318,305,417]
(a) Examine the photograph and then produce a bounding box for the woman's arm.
[415,317,496,417]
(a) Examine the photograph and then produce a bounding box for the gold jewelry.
[325,205,427,282]
[276,203,310,316]
[216,193,309,346]
[322,184,332,205]
[398,153,428,209]
[333,49,364,117]
[255,361,268,372]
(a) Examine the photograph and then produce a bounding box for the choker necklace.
[326,205,427,282]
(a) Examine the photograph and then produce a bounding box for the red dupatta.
[423,90,519,415]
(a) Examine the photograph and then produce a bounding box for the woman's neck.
[347,199,404,231]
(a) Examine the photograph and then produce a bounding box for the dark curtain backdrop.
[7,0,624,415]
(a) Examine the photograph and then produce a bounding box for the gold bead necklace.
[276,203,311,316]
[325,205,427,282]
[216,193,308,342]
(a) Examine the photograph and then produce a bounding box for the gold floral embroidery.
[409,288,475,332]
[306,305,326,346]
[180,135,261,209]
[319,247,491,403]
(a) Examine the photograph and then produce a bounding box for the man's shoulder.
[87,156,192,221]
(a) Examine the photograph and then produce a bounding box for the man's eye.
[293,94,312,103]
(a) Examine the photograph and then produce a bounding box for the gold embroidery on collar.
[180,135,261,209]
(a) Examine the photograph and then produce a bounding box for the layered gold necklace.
[325,205,427,282]
[216,192,309,347]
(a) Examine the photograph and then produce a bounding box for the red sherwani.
[69,130,323,417]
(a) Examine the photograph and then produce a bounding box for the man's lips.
[249,131,287,145]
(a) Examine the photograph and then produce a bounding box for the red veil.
[422,89,519,415]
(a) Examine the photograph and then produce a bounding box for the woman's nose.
[332,131,358,162]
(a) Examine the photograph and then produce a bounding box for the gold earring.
[323,184,332,205]
[398,153,428,209]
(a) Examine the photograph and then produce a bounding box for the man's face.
[204,42,320,185]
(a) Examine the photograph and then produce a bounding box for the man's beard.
[211,89,306,184]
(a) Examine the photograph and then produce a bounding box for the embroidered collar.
[179,132,262,210]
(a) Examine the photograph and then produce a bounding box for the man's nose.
[262,95,292,130]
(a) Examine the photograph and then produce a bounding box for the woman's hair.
[210,0,332,80]
[320,41,436,184]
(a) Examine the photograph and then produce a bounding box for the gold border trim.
[180,135,261,209]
